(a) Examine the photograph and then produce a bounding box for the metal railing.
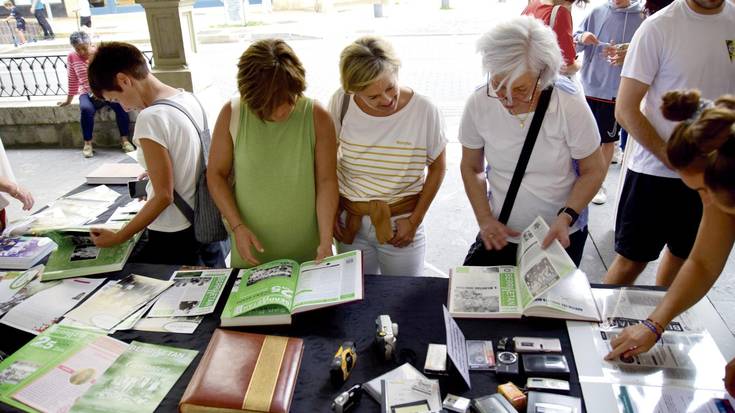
[0,51,154,100]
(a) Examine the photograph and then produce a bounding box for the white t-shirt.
[621,0,735,178]
[458,82,600,240]
[327,89,447,204]
[133,91,203,233]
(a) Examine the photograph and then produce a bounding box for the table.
[0,266,587,413]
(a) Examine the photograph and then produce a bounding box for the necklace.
[511,110,532,128]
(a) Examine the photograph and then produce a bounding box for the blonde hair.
[339,36,401,94]
[237,39,306,121]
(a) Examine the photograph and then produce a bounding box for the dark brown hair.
[663,89,735,205]
[87,42,149,98]
[237,39,306,121]
[643,0,674,15]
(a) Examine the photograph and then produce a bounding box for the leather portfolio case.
[179,329,304,413]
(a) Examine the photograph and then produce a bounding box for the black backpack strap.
[497,86,554,225]
[150,95,209,225]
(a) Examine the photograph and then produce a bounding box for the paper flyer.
[147,269,229,318]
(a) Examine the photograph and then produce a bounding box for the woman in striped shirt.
[58,31,134,158]
[328,36,447,276]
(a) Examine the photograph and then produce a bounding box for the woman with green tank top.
[207,39,338,268]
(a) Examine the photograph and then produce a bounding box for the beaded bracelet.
[642,319,662,342]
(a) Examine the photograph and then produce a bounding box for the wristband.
[557,207,579,227]
[647,318,665,333]
[641,319,662,342]
[231,223,244,232]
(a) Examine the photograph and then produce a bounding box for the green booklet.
[41,231,137,281]
[0,324,112,412]
[448,216,601,322]
[69,341,197,413]
[221,250,363,326]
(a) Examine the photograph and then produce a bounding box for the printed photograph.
[523,257,560,296]
[69,235,100,262]
[453,287,500,313]
[0,360,39,385]
[246,263,295,286]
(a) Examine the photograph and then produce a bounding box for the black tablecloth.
[0,265,586,413]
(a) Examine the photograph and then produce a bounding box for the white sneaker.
[612,145,623,164]
[82,144,93,158]
[592,187,607,205]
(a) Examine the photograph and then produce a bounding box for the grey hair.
[69,31,91,47]
[476,16,561,97]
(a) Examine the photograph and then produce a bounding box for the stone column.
[136,0,200,91]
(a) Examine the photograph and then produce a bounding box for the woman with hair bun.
[605,89,735,396]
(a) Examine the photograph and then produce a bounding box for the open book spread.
[448,217,600,321]
[221,250,362,326]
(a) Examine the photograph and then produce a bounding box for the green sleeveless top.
[231,97,319,268]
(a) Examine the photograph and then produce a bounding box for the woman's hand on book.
[233,224,264,266]
[314,243,333,263]
[542,215,571,249]
[604,324,658,361]
[89,228,123,248]
[478,217,520,251]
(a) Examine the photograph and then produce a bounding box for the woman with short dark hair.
[207,39,338,268]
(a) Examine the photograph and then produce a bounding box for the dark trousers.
[463,226,588,267]
[33,9,53,37]
[79,94,130,141]
[131,226,228,268]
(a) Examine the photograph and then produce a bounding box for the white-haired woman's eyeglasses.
[486,71,542,104]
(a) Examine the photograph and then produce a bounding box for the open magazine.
[221,250,362,326]
[448,216,601,321]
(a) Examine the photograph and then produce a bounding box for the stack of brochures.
[0,236,57,269]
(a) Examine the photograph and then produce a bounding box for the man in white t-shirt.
[604,0,735,286]
[85,42,225,267]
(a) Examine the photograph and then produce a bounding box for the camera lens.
[497,351,517,364]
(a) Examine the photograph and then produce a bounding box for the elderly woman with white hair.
[460,16,606,266]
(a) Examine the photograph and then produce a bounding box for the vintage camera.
[495,351,519,376]
[330,341,357,385]
[374,315,399,360]
[331,384,362,413]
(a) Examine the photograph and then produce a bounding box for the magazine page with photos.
[515,216,577,308]
[228,259,300,317]
[68,342,197,413]
[0,266,45,316]
[1,278,105,335]
[0,325,108,412]
[448,266,523,318]
[147,269,230,318]
[292,250,362,312]
[522,269,601,322]
[63,274,172,331]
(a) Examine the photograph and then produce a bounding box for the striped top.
[328,89,447,204]
[67,51,90,97]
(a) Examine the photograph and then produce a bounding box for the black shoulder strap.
[497,86,554,225]
[339,92,350,124]
[150,95,209,225]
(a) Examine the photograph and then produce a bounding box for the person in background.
[460,16,605,267]
[0,140,33,232]
[3,1,26,45]
[574,0,644,205]
[522,0,589,75]
[603,0,735,287]
[86,42,225,267]
[30,0,53,40]
[77,0,91,29]
[207,39,338,268]
[58,32,134,158]
[329,36,447,276]
[604,90,735,396]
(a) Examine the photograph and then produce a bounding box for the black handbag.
[463,86,554,266]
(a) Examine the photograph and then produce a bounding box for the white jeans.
[337,213,426,276]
